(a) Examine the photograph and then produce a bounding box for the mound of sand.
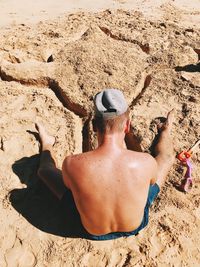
[0,7,200,267]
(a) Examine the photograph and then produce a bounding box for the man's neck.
[97,132,125,149]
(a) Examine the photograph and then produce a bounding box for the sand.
[0,1,200,266]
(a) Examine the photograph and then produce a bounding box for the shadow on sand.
[175,62,200,73]
[9,154,83,238]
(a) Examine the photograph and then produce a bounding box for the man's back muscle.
[62,148,157,235]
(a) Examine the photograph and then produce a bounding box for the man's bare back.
[36,89,174,239]
[62,146,157,235]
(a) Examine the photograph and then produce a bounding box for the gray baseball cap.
[94,89,128,119]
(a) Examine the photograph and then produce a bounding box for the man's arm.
[150,155,158,185]
[148,154,158,185]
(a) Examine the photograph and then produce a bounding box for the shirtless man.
[36,89,174,240]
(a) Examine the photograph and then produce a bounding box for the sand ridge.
[0,7,200,267]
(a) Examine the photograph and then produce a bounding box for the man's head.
[93,89,130,134]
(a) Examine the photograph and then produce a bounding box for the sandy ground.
[0,0,200,28]
[0,1,200,267]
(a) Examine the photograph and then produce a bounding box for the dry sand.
[0,1,200,266]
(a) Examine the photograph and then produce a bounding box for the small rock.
[176,46,198,67]
[181,71,200,87]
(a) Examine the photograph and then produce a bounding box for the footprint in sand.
[148,232,167,258]
[5,238,36,267]
[2,227,16,250]
[108,249,130,267]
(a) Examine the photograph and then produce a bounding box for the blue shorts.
[60,184,160,240]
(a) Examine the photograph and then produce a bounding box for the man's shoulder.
[64,150,92,160]
[126,150,156,161]
[142,152,157,163]
[134,152,158,182]
[62,153,87,187]
[126,150,157,174]
[62,153,82,168]
[62,151,92,170]
[138,152,157,167]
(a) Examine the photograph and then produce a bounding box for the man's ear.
[124,119,131,134]
[92,119,97,132]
